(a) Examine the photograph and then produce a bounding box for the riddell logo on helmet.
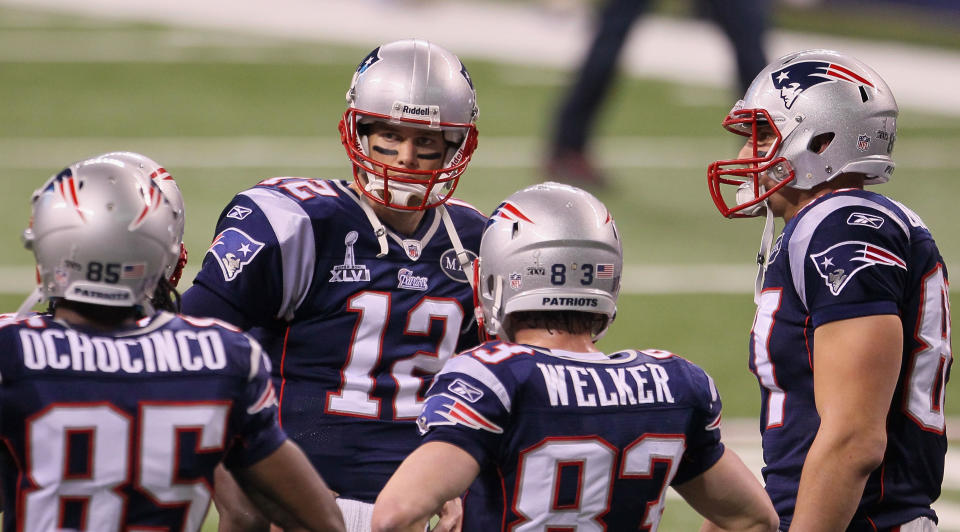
[541,297,598,307]
[393,102,440,121]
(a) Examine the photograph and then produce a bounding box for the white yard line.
[3,0,960,116]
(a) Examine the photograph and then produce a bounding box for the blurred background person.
[545,0,770,187]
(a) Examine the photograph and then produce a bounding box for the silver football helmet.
[339,39,479,211]
[708,49,898,217]
[97,151,188,285]
[476,182,622,341]
[25,157,180,307]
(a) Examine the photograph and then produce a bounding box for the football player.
[372,183,779,531]
[706,49,949,530]
[14,151,189,316]
[0,157,344,531]
[180,39,485,530]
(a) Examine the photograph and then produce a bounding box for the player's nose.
[394,140,419,169]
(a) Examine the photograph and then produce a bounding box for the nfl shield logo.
[857,134,870,151]
[509,272,522,290]
[403,239,422,260]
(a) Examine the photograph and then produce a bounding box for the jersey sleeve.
[222,335,288,469]
[795,203,910,328]
[418,350,514,468]
[672,362,725,485]
[188,186,318,325]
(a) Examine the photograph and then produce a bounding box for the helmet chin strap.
[754,204,776,305]
[15,287,44,318]
[363,177,430,211]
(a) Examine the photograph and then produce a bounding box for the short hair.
[505,310,609,339]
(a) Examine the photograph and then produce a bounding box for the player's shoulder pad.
[435,341,536,414]
[217,177,347,229]
[789,190,911,299]
[791,189,911,247]
[636,348,719,404]
[173,313,267,378]
[460,340,537,366]
[445,197,487,218]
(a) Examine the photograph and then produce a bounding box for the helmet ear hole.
[483,274,496,298]
[808,132,835,155]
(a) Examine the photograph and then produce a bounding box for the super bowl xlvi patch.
[330,231,370,283]
[227,205,253,220]
[846,212,884,229]
[208,228,265,282]
[439,248,477,283]
[397,268,429,291]
[810,240,906,296]
[448,378,484,403]
[416,393,503,436]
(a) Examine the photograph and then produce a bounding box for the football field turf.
[0,4,958,529]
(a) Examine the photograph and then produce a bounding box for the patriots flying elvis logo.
[208,228,265,282]
[771,60,875,109]
[487,201,534,229]
[355,47,380,74]
[810,240,906,296]
[416,393,503,435]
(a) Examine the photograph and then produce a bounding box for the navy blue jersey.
[0,312,285,531]
[752,189,950,529]
[418,341,726,531]
[182,178,485,502]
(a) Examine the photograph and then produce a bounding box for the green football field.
[0,3,958,529]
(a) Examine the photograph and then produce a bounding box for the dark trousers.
[551,0,769,152]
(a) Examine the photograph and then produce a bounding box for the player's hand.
[428,497,462,532]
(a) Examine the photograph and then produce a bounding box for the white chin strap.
[730,182,777,303]
[363,175,433,211]
[735,182,767,217]
[754,204,776,305]
[15,287,44,318]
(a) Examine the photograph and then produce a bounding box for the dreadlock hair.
[150,277,182,313]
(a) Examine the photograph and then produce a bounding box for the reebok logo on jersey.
[810,241,906,296]
[417,393,503,435]
[448,378,484,403]
[227,205,253,220]
[208,228,265,282]
[846,212,884,229]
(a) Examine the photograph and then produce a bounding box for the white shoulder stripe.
[437,355,512,412]
[239,188,316,320]
[788,195,909,310]
[248,339,262,382]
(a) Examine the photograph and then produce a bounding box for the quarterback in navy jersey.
[373,183,778,531]
[708,49,949,531]
[0,157,343,531]
[181,39,484,528]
